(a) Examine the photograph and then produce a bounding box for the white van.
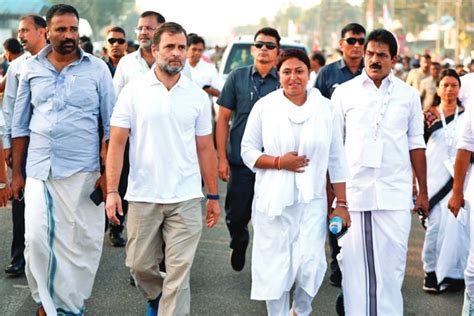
[218,35,308,83]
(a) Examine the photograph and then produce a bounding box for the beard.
[157,60,184,76]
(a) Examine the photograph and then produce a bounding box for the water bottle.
[329,216,344,235]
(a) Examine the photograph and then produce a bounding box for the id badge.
[362,138,383,168]
[443,157,456,178]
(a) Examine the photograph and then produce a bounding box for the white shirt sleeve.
[241,100,264,172]
[327,101,348,183]
[110,83,132,129]
[407,89,426,150]
[458,104,474,152]
[195,92,212,136]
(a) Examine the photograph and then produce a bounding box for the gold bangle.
[106,190,119,195]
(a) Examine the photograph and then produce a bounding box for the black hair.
[46,4,79,25]
[254,27,281,47]
[310,51,326,67]
[3,38,23,54]
[81,41,93,54]
[107,26,126,37]
[364,28,398,59]
[140,11,165,24]
[341,23,366,38]
[276,48,311,72]
[20,15,46,29]
[421,54,431,61]
[187,34,205,47]
[153,22,187,47]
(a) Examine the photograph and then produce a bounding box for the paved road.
[0,182,465,315]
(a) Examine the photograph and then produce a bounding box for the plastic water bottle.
[329,216,343,235]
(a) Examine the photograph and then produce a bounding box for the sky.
[136,0,363,42]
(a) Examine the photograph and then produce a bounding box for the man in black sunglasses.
[104,26,128,77]
[216,27,280,272]
[314,22,366,289]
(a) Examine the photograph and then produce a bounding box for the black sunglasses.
[108,38,126,45]
[344,37,365,45]
[253,41,278,50]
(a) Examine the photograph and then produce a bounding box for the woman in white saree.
[241,49,350,316]
[422,69,468,293]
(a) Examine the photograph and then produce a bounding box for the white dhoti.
[251,198,327,315]
[339,210,411,316]
[24,172,105,315]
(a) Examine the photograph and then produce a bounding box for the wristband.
[107,190,119,195]
[206,194,220,200]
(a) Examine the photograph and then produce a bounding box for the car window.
[223,43,307,75]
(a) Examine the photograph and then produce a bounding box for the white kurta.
[241,88,348,300]
[423,111,469,287]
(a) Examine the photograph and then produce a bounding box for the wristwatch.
[0,183,7,189]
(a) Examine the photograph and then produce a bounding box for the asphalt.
[0,180,465,315]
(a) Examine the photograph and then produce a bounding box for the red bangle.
[277,156,281,170]
[273,156,279,169]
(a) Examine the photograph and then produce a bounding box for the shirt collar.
[252,65,278,79]
[145,68,191,89]
[338,58,364,71]
[36,44,90,66]
[360,69,394,87]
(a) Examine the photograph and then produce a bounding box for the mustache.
[370,63,382,70]
[60,39,76,47]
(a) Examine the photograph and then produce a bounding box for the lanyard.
[249,73,279,101]
[373,81,394,140]
[439,105,459,152]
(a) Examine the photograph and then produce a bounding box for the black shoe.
[442,278,465,292]
[230,243,248,272]
[336,292,344,315]
[109,232,126,247]
[130,274,136,287]
[329,269,342,287]
[423,271,439,293]
[5,261,25,277]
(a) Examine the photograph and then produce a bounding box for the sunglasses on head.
[253,41,278,50]
[344,37,365,45]
[108,38,126,45]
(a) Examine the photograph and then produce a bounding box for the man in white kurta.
[332,29,428,315]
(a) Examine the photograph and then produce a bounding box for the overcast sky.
[136,0,362,41]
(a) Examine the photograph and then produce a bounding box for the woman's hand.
[329,206,351,228]
[280,151,309,173]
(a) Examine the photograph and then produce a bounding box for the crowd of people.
[1,3,474,316]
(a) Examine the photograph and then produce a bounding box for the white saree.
[423,109,470,288]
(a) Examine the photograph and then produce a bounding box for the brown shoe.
[36,306,46,316]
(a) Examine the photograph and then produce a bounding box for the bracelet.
[206,194,220,200]
[106,190,119,195]
[273,156,279,170]
[335,204,348,209]
[277,156,281,170]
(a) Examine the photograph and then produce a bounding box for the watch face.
[0,183,6,189]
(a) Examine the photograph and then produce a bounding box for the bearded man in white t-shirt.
[105,22,220,316]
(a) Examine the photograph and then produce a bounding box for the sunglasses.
[344,37,365,45]
[253,41,278,50]
[108,38,126,45]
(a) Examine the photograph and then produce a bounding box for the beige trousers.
[126,198,202,316]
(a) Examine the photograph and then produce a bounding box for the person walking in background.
[216,27,281,272]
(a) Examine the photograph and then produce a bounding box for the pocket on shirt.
[66,76,99,111]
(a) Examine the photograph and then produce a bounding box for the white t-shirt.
[332,71,426,211]
[187,59,221,90]
[110,70,212,203]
